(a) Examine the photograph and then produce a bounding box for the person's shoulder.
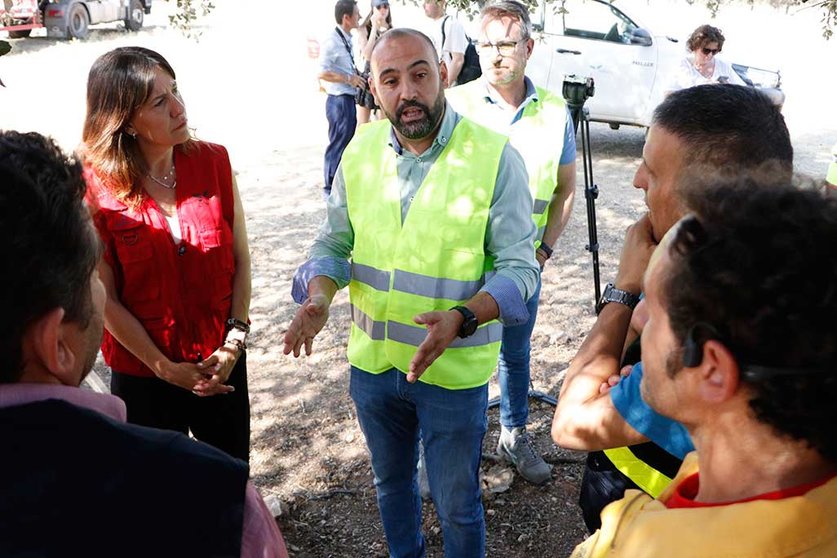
[182,140,230,164]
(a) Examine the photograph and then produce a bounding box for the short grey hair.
[481,0,533,40]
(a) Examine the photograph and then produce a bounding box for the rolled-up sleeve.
[481,143,539,326]
[291,166,354,303]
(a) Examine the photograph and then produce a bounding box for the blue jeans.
[324,93,356,195]
[350,367,488,558]
[497,277,542,429]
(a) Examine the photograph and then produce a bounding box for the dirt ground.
[1,1,835,556]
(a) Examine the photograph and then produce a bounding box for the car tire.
[125,0,143,32]
[8,29,32,38]
[67,3,89,40]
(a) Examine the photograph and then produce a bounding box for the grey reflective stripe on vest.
[351,304,387,340]
[533,199,549,215]
[352,263,391,292]
[392,269,491,301]
[537,225,546,242]
[387,320,503,348]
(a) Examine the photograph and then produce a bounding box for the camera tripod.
[569,103,602,307]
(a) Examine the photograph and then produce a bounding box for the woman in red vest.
[81,47,252,462]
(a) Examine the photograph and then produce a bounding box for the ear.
[368,71,378,99]
[24,308,77,385]
[525,37,535,59]
[440,58,449,87]
[696,339,740,404]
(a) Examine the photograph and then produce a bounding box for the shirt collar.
[0,382,127,422]
[388,100,459,157]
[480,76,539,123]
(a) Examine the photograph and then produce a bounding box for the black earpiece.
[682,323,718,368]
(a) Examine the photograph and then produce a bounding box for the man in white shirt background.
[423,0,467,86]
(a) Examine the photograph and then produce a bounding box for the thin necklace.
[148,162,176,190]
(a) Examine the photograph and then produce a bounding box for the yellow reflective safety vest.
[341,117,507,390]
[447,81,568,246]
[572,452,837,558]
[603,446,673,498]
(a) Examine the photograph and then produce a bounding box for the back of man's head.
[334,0,356,25]
[0,131,98,383]
[654,84,793,179]
[664,182,837,462]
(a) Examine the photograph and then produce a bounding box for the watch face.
[461,317,478,337]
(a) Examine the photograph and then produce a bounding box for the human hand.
[193,345,240,397]
[407,310,462,382]
[156,360,213,392]
[348,73,366,88]
[598,365,633,394]
[283,294,330,357]
[536,250,548,269]
[615,214,657,294]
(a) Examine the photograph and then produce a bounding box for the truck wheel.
[8,29,32,38]
[67,3,89,39]
[125,0,143,32]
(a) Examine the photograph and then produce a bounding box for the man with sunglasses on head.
[446,0,577,486]
[551,84,793,533]
[572,181,837,557]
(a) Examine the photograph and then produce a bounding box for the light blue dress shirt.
[318,27,358,97]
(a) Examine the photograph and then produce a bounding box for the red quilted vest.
[85,142,235,377]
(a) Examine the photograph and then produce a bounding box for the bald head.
[370,28,439,74]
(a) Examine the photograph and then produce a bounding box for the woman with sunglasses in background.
[668,24,746,92]
[356,0,393,124]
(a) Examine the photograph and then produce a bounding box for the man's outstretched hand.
[283,294,330,357]
[407,310,462,383]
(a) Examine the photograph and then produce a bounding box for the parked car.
[526,0,781,128]
[1,0,150,40]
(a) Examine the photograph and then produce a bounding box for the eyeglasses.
[701,47,720,56]
[477,39,525,57]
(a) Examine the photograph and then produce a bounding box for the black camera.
[562,75,595,108]
[355,71,378,110]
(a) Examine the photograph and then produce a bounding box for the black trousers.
[111,353,250,463]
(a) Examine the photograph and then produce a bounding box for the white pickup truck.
[525,0,782,128]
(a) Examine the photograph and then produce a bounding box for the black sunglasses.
[701,47,720,55]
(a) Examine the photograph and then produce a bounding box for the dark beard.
[386,94,445,140]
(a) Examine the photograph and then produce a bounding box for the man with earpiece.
[571,181,837,557]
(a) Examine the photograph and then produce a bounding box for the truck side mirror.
[630,28,652,47]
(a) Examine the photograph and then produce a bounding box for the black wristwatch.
[450,305,478,338]
[596,283,641,315]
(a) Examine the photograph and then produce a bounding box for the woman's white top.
[165,212,182,245]
[668,55,747,92]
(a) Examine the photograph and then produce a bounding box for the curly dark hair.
[664,181,837,461]
[686,24,725,53]
[0,131,100,383]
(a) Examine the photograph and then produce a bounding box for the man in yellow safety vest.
[284,28,538,557]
